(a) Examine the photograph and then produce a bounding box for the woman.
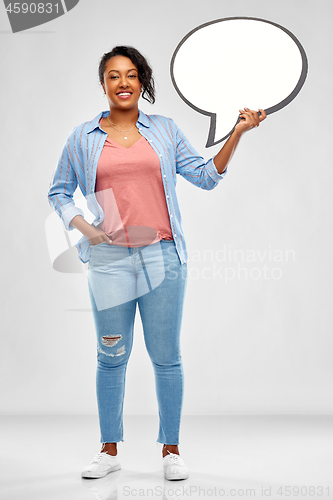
[48,45,266,481]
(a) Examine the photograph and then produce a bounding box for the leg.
[88,243,138,446]
[88,280,137,444]
[137,240,188,447]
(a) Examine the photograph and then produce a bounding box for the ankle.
[162,444,180,457]
[101,442,117,456]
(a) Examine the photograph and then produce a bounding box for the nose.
[119,75,129,88]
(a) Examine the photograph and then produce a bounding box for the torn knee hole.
[99,345,126,357]
[102,334,122,347]
[116,345,125,356]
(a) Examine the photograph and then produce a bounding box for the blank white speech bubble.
[170,17,308,147]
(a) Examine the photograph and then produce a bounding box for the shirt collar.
[137,109,150,128]
[87,109,150,134]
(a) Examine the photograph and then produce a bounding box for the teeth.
[118,92,131,96]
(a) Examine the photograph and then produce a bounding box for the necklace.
[106,115,137,140]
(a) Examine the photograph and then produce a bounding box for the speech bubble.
[170,17,308,147]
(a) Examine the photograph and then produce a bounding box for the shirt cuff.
[60,204,85,231]
[207,157,228,182]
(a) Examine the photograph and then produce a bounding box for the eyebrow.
[107,68,138,75]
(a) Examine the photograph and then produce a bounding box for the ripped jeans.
[87,239,188,445]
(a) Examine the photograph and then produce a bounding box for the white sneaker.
[163,452,189,480]
[81,452,121,479]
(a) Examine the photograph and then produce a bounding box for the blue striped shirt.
[48,109,227,264]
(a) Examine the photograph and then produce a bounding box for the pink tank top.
[95,124,173,247]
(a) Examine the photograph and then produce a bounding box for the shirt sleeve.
[47,135,84,231]
[175,124,227,190]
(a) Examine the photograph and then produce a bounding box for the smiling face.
[102,55,142,112]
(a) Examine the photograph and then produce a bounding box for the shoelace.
[166,452,180,465]
[91,452,110,464]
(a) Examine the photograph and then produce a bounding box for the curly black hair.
[98,46,155,104]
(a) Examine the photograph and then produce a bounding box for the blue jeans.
[87,239,188,445]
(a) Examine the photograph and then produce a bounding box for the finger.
[237,112,250,127]
[103,234,113,244]
[248,108,260,126]
[258,108,267,121]
[241,111,256,126]
[243,108,257,127]
[240,110,252,118]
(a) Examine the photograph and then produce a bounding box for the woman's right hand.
[70,215,113,245]
[88,228,113,246]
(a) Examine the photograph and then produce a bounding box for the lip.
[116,91,133,99]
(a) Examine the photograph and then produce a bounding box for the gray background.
[1,0,332,416]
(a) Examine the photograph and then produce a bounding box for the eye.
[128,74,137,78]
[110,75,118,79]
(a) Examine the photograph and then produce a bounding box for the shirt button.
[170,214,173,218]
[166,195,169,198]
[163,175,166,178]
[159,154,162,157]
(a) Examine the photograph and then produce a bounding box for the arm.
[213,107,267,174]
[48,135,87,231]
[48,135,112,246]
[175,126,226,191]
